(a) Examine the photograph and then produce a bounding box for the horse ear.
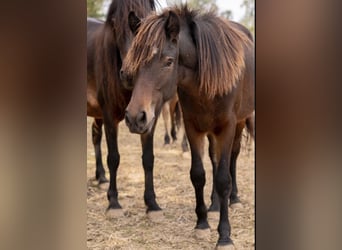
[165,11,180,43]
[128,11,141,35]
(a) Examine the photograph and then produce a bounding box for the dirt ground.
[87,116,254,249]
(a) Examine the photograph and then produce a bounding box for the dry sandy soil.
[87,116,254,249]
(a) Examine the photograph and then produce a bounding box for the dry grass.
[87,117,254,249]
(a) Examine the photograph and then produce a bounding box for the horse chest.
[181,97,221,131]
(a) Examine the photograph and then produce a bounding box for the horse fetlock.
[208,200,220,212]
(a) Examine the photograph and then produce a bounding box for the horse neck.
[178,22,197,70]
[95,26,129,103]
[177,22,197,90]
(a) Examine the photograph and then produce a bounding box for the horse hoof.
[106,208,124,219]
[194,228,211,240]
[216,243,235,250]
[147,210,164,222]
[98,182,109,191]
[230,202,243,209]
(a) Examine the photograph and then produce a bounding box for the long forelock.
[124,14,167,76]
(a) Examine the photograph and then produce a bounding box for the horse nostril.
[125,111,131,126]
[120,69,125,80]
[136,111,146,126]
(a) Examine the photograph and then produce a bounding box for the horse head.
[121,11,180,134]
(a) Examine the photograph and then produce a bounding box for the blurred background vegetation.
[87,0,105,19]
[87,0,254,35]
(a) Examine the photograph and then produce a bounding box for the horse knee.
[190,167,206,188]
[107,153,120,169]
[215,173,232,197]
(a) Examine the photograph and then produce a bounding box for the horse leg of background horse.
[181,133,189,152]
[169,97,178,142]
[140,123,162,219]
[208,134,220,212]
[229,121,246,208]
[103,114,123,218]
[161,103,171,145]
[91,118,109,187]
[246,113,255,139]
[174,99,189,152]
[215,121,236,247]
[185,123,210,237]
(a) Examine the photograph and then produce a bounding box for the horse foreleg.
[229,121,245,208]
[140,125,161,214]
[215,121,236,247]
[185,123,209,236]
[208,134,220,212]
[103,116,123,217]
[91,118,108,185]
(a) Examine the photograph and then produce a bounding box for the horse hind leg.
[229,121,246,208]
[92,118,108,186]
[214,122,237,247]
[162,103,171,145]
[181,133,189,152]
[208,134,220,212]
[170,99,179,142]
[246,113,255,140]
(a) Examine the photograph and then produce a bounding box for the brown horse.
[121,5,254,248]
[87,0,162,216]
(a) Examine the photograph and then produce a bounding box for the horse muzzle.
[124,110,155,134]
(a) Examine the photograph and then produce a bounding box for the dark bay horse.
[87,0,162,217]
[121,5,254,249]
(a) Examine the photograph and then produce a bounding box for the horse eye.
[165,58,174,67]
